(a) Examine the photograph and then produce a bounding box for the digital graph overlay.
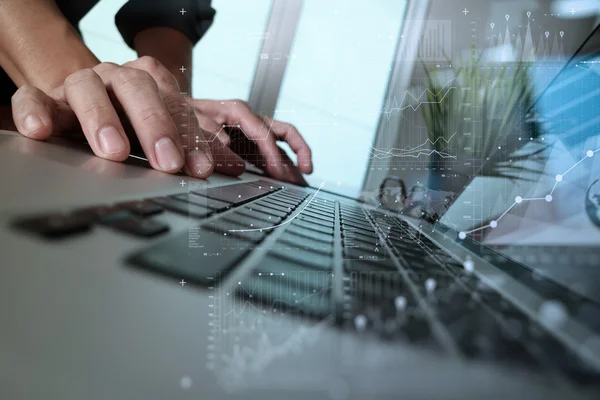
[207,271,335,388]
[458,148,600,239]
[379,78,457,118]
[186,107,295,145]
[227,181,326,233]
[576,58,600,72]
[368,132,458,160]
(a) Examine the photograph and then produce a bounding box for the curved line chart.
[227,181,326,233]
[379,78,457,118]
[368,132,458,160]
[181,108,295,146]
[459,148,600,239]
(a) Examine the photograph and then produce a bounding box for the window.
[275,0,408,196]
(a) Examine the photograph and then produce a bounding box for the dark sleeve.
[115,0,215,49]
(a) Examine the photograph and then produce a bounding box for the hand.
[186,99,313,185]
[10,56,245,179]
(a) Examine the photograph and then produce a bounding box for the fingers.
[263,117,313,174]
[121,57,215,178]
[192,99,288,174]
[63,68,130,161]
[94,61,185,173]
[195,111,230,146]
[11,85,56,140]
[191,111,245,176]
[189,99,312,183]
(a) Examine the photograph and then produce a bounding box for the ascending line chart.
[368,132,457,160]
[459,148,600,239]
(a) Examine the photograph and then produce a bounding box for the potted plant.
[420,52,547,194]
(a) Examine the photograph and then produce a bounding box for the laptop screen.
[440,24,600,296]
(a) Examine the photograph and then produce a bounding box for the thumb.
[11,85,75,140]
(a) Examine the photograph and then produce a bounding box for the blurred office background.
[79,0,600,198]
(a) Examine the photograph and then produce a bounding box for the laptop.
[2,27,600,400]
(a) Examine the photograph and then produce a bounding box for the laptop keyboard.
[11,179,600,385]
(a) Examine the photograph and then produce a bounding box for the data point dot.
[587,150,595,158]
[545,195,553,202]
[515,196,523,204]
[556,174,563,182]
[490,220,498,228]
[458,232,466,240]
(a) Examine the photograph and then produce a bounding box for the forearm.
[133,28,193,95]
[0,0,99,93]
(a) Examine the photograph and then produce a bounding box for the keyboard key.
[286,225,334,244]
[172,193,231,211]
[300,211,335,223]
[291,219,334,235]
[297,215,334,228]
[119,200,164,216]
[342,223,377,238]
[249,180,278,191]
[343,239,384,254]
[278,233,333,255]
[342,229,379,243]
[261,197,297,209]
[233,209,283,225]
[242,203,289,219]
[344,259,397,273]
[307,203,334,214]
[269,247,333,271]
[270,194,304,206]
[340,209,365,220]
[198,183,271,205]
[252,255,333,291]
[341,214,372,227]
[13,212,92,238]
[97,210,136,224]
[235,276,332,318]
[128,229,252,285]
[350,270,407,301]
[344,247,388,262]
[104,216,169,238]
[304,208,335,220]
[224,213,278,230]
[204,219,269,243]
[150,197,212,219]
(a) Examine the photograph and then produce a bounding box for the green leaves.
[420,56,546,179]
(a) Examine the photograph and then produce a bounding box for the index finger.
[263,117,313,174]
[122,57,215,178]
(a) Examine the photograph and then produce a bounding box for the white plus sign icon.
[180,8,187,16]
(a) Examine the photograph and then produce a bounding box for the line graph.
[459,148,600,239]
[575,57,600,72]
[208,269,335,388]
[228,181,326,233]
[220,316,333,380]
[180,108,295,147]
[368,132,457,160]
[379,78,457,118]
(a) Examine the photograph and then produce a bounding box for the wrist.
[134,27,192,94]
[1,13,99,92]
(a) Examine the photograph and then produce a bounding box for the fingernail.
[155,137,184,171]
[23,115,42,135]
[187,150,213,176]
[98,126,127,154]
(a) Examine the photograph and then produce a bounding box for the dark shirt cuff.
[115,0,215,49]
